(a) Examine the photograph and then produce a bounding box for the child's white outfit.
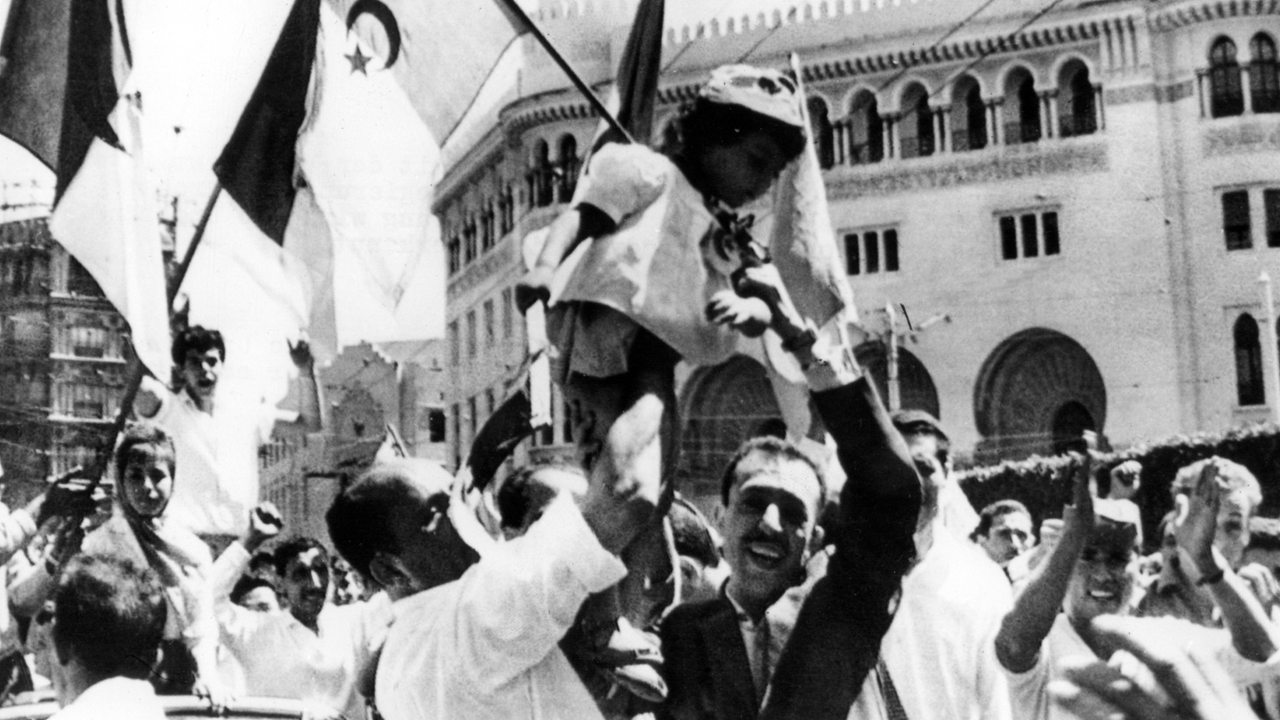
[548,143,741,381]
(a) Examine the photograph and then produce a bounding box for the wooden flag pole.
[85,183,223,480]
[498,0,635,145]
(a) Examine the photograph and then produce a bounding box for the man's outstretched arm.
[995,458,1093,673]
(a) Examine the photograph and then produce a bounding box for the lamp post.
[1259,271,1280,424]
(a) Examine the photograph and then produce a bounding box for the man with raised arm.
[996,455,1280,720]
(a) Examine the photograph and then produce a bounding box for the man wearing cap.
[996,456,1280,720]
[891,409,980,542]
[326,457,644,720]
[834,415,1014,720]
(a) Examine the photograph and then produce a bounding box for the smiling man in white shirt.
[326,457,644,720]
[212,503,391,720]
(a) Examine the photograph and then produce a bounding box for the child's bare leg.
[561,334,680,701]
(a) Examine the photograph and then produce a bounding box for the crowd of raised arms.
[6,64,1280,720]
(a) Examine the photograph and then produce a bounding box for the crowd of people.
[5,62,1280,720]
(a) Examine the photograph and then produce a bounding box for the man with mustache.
[660,265,922,720]
[212,503,391,720]
[997,456,1280,720]
[974,499,1036,572]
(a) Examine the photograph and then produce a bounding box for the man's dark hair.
[230,575,279,606]
[52,554,166,680]
[272,537,328,577]
[495,460,584,531]
[972,499,1032,540]
[670,495,720,568]
[114,422,176,487]
[171,325,225,365]
[678,98,806,164]
[327,466,417,579]
[720,436,826,517]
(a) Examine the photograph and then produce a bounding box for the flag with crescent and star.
[209,0,541,359]
[0,0,171,380]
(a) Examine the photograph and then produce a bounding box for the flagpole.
[498,0,634,145]
[84,184,224,480]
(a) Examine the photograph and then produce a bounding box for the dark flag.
[213,0,321,244]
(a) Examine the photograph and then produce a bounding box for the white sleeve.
[139,376,172,422]
[574,144,668,225]
[210,543,268,651]
[1002,639,1054,720]
[452,495,627,692]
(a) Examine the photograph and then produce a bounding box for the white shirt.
[50,677,166,720]
[142,377,274,537]
[213,543,391,720]
[1006,613,1280,720]
[847,525,1014,720]
[375,495,627,720]
[726,589,791,701]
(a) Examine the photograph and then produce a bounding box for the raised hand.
[1063,454,1095,532]
[1174,459,1222,580]
[515,267,554,314]
[245,502,284,553]
[705,290,770,338]
[1050,615,1254,720]
[287,337,315,372]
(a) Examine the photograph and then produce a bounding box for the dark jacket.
[659,377,922,720]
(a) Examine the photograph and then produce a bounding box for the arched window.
[806,96,835,169]
[463,213,478,264]
[481,198,496,250]
[899,83,934,159]
[846,91,884,164]
[1210,37,1244,117]
[1251,33,1280,113]
[500,184,515,233]
[1004,68,1041,144]
[1058,61,1097,137]
[556,134,578,203]
[950,76,987,151]
[528,140,553,207]
[1235,313,1265,405]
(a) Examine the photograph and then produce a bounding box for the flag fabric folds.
[209,0,454,365]
[213,0,320,245]
[0,0,171,379]
[768,54,856,332]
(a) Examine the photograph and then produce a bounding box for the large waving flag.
[206,0,536,367]
[0,0,171,379]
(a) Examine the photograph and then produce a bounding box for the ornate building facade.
[0,209,131,504]
[440,0,1280,506]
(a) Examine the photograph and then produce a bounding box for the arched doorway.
[677,355,782,507]
[853,342,942,419]
[974,328,1107,462]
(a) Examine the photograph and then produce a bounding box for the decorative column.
[1042,90,1059,139]
[989,99,1005,145]
[882,114,896,159]
[937,106,952,153]
[1196,70,1208,118]
[833,120,847,165]
[1242,65,1254,114]
[1094,83,1106,130]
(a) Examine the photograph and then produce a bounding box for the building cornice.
[1150,0,1280,31]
